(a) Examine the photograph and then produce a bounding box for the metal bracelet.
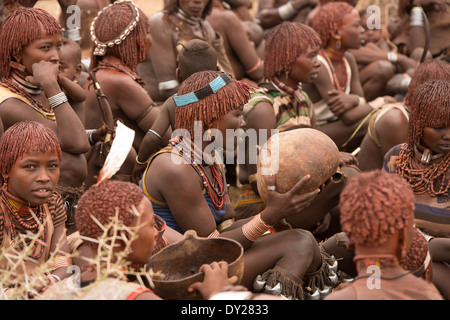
[64,28,81,42]
[86,129,95,145]
[48,92,68,109]
[357,96,367,106]
[410,6,424,27]
[50,274,62,282]
[158,80,179,91]
[135,155,148,165]
[387,52,398,64]
[148,129,162,139]
[278,1,297,21]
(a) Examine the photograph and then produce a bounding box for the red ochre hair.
[404,59,450,110]
[310,1,355,48]
[264,21,321,79]
[396,80,450,197]
[0,121,62,185]
[0,7,62,78]
[174,70,252,139]
[89,1,150,71]
[75,180,145,246]
[340,170,415,247]
[406,80,450,151]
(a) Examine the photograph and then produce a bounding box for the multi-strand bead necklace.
[170,138,225,210]
[0,190,48,259]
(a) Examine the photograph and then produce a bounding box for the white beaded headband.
[90,0,140,56]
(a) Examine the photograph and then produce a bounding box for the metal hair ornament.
[173,72,233,107]
[90,0,140,56]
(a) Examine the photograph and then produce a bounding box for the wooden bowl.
[146,230,244,300]
[257,128,340,203]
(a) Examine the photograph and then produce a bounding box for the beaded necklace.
[170,138,225,210]
[320,49,348,92]
[396,144,450,197]
[0,190,48,259]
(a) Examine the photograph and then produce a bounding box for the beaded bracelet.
[241,214,272,242]
[48,92,68,109]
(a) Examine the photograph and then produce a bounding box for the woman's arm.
[148,13,180,100]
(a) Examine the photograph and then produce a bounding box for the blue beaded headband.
[173,72,232,107]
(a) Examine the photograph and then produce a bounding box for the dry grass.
[1,206,161,300]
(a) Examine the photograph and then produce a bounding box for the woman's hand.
[262,174,320,225]
[327,90,358,116]
[338,151,359,167]
[188,261,241,299]
[27,61,60,89]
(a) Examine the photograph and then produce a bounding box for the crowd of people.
[0,0,448,301]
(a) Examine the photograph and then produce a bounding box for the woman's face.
[211,106,245,153]
[178,0,210,17]
[127,197,157,265]
[422,124,450,154]
[338,9,364,50]
[5,150,60,206]
[289,44,321,84]
[21,33,62,74]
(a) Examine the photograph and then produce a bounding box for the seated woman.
[305,1,394,151]
[0,121,72,299]
[41,179,265,300]
[325,170,442,300]
[383,79,450,299]
[84,1,161,188]
[235,21,359,236]
[0,7,90,229]
[141,70,339,300]
[349,7,417,101]
[357,59,450,172]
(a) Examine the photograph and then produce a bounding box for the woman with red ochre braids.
[0,7,90,230]
[325,170,442,300]
[383,79,450,299]
[356,59,450,172]
[305,1,395,152]
[142,70,341,300]
[84,1,163,189]
[0,121,72,299]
